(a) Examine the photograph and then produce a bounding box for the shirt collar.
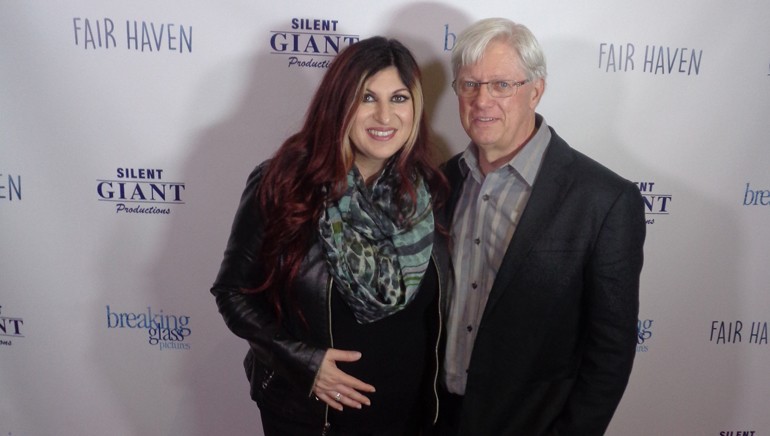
[459,113,551,186]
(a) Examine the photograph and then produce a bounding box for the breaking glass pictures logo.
[106,305,191,351]
[269,18,359,69]
[742,182,770,207]
[637,319,653,353]
[96,167,185,215]
[0,305,24,347]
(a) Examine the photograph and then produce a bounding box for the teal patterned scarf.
[318,162,434,324]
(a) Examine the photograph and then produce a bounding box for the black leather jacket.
[211,162,450,434]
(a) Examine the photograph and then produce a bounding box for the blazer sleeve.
[551,181,646,435]
[210,163,326,396]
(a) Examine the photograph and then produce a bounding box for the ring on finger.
[334,392,342,402]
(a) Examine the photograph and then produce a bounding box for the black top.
[329,263,438,432]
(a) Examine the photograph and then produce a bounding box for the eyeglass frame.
[451,78,531,98]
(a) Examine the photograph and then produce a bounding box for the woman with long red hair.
[211,36,449,436]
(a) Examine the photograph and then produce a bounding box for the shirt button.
[482,194,490,201]
[474,238,480,245]
[471,282,478,289]
[466,325,473,332]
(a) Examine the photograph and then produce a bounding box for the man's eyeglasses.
[452,79,531,98]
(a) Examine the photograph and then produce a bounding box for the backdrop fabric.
[1,1,769,435]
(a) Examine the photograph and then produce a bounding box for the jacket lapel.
[481,130,577,319]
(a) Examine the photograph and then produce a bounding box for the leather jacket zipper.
[430,253,443,425]
[319,256,443,432]
[321,275,334,436]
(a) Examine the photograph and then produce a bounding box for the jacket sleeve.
[210,163,326,396]
[551,181,646,435]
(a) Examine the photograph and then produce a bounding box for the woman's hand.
[312,348,376,411]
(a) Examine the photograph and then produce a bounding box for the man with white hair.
[438,17,646,435]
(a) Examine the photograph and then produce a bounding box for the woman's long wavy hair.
[254,36,447,319]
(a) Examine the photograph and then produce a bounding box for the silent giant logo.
[96,167,185,215]
[269,18,359,69]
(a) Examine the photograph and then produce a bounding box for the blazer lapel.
[481,131,577,319]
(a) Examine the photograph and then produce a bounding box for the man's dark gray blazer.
[443,126,646,435]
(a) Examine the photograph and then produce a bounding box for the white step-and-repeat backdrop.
[2,1,769,435]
